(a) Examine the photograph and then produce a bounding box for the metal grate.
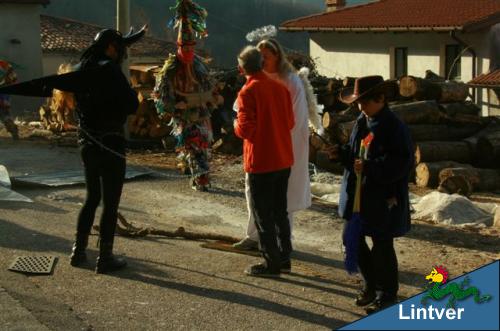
[8,256,57,275]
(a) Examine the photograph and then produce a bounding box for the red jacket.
[234,72,295,174]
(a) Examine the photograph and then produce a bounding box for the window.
[394,47,408,78]
[445,44,462,80]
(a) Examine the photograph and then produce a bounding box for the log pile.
[39,63,77,132]
[205,65,500,195]
[310,75,346,112]
[128,89,171,139]
[437,167,500,196]
[128,66,172,139]
[307,70,500,194]
[396,72,500,195]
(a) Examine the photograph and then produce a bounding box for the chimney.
[325,0,346,12]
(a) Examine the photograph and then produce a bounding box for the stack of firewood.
[309,70,500,195]
[400,71,500,196]
[416,120,500,196]
[39,63,77,132]
[128,89,172,139]
[128,67,171,139]
[309,75,396,172]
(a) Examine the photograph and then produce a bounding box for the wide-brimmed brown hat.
[340,75,395,104]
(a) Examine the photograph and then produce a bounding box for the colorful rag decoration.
[0,60,19,139]
[0,60,17,87]
[153,0,221,191]
[343,132,374,274]
[0,60,17,114]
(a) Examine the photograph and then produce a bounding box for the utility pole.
[116,0,131,79]
[117,0,131,140]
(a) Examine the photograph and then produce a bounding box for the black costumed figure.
[0,26,147,273]
[153,0,217,191]
[70,27,147,273]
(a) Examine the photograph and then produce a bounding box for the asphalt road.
[0,139,498,330]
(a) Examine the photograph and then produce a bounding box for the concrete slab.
[0,287,49,331]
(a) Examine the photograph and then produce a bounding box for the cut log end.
[415,163,431,187]
[399,76,418,98]
[438,175,473,197]
[415,161,464,188]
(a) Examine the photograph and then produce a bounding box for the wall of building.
[42,54,79,75]
[309,29,493,114]
[0,3,45,115]
[460,30,494,116]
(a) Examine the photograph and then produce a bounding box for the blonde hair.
[257,38,295,79]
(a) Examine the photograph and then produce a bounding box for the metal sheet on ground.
[11,167,152,187]
[0,186,33,202]
[0,165,32,202]
[0,165,11,188]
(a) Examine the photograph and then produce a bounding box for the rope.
[78,126,210,180]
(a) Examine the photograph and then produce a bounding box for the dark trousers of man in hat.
[333,76,414,313]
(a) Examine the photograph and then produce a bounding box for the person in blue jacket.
[330,76,414,314]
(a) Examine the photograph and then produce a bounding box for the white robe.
[269,72,312,213]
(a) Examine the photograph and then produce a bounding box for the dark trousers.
[358,236,399,300]
[76,138,126,243]
[248,168,291,272]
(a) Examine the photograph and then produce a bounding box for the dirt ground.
[0,125,499,330]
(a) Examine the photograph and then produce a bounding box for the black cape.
[0,65,105,97]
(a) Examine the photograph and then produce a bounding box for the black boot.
[69,233,89,267]
[95,241,127,274]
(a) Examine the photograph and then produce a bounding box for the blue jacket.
[338,105,414,239]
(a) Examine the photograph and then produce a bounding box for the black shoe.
[70,250,87,267]
[355,289,376,306]
[69,234,88,267]
[96,255,127,274]
[95,241,127,274]
[281,260,291,274]
[365,297,397,314]
[245,263,280,278]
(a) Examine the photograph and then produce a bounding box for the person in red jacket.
[234,46,295,277]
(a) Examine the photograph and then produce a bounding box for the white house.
[280,0,500,116]
[0,0,49,114]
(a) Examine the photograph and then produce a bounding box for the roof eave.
[280,26,463,33]
[468,83,500,88]
[463,12,500,32]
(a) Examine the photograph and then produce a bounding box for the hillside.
[42,0,369,67]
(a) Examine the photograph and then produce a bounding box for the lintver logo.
[398,265,493,321]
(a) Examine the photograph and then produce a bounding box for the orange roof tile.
[41,15,176,58]
[281,0,500,32]
[468,69,500,87]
